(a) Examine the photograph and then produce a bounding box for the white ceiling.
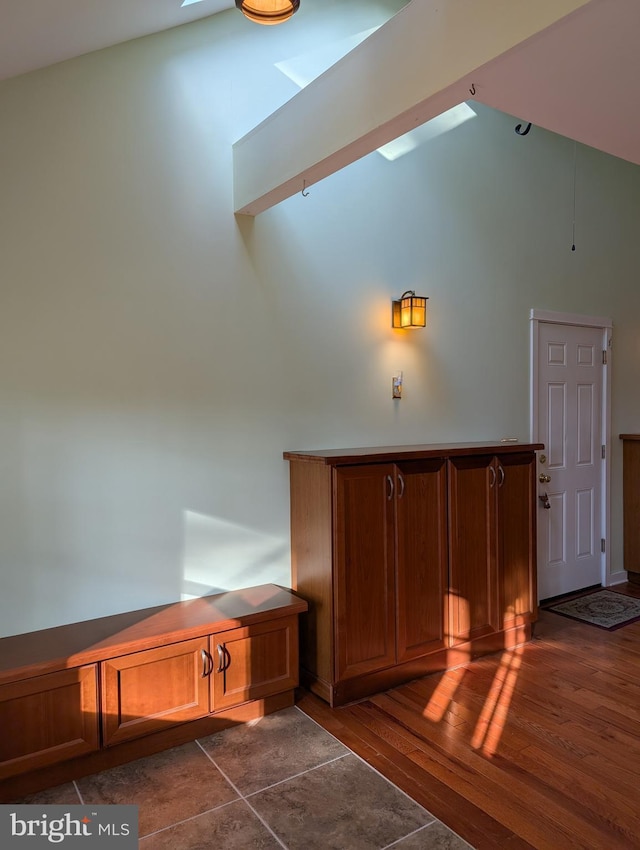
[0,0,235,82]
[475,0,640,170]
[2,0,639,203]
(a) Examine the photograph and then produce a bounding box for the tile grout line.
[382,822,433,849]
[295,707,474,849]
[72,780,84,805]
[243,752,351,798]
[70,707,467,847]
[68,722,345,844]
[139,797,241,842]
[195,740,288,850]
[294,705,439,820]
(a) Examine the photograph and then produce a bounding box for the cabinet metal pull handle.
[489,466,496,488]
[386,474,394,501]
[398,473,405,499]
[215,644,231,673]
[498,465,505,487]
[201,649,212,678]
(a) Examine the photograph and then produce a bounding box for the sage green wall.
[1,1,639,637]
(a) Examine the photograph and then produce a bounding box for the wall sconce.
[392,291,428,329]
[235,0,300,25]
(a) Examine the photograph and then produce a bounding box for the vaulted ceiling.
[0,0,234,82]
[2,0,638,216]
[233,0,640,214]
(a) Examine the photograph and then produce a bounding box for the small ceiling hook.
[469,83,476,96]
[515,121,532,136]
[302,180,310,197]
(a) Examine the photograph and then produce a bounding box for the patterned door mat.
[543,589,640,630]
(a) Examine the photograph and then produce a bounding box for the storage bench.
[0,584,307,801]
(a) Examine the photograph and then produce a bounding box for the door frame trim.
[529,308,618,593]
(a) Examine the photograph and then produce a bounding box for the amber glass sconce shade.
[392,291,428,328]
[235,0,300,25]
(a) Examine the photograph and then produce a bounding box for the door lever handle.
[539,492,551,510]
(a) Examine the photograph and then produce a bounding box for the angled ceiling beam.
[233,0,594,216]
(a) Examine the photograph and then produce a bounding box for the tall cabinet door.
[497,452,537,628]
[396,459,448,661]
[448,455,499,643]
[334,465,396,682]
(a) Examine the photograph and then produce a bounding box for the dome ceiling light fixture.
[235,0,300,25]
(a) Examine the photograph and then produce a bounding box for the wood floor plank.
[298,692,524,850]
[299,585,640,849]
[363,694,616,850]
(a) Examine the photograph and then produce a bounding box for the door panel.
[101,638,210,746]
[0,665,99,779]
[448,456,498,643]
[537,323,603,599]
[334,465,395,681]
[396,459,448,661]
[498,453,537,628]
[212,616,298,710]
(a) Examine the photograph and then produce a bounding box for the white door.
[536,322,605,600]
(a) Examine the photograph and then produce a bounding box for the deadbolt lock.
[539,473,551,483]
[539,454,547,464]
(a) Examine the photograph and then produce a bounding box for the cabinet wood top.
[0,584,307,685]
[284,441,544,466]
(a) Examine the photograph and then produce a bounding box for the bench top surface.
[0,584,307,685]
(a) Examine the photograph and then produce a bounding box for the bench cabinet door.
[211,616,299,711]
[101,637,210,746]
[0,665,99,779]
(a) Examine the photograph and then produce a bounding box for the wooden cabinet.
[0,585,307,792]
[0,665,99,780]
[102,615,300,746]
[334,465,396,682]
[448,452,537,644]
[396,459,449,662]
[285,442,540,707]
[331,459,448,699]
[448,454,497,643]
[620,435,640,583]
[497,452,538,630]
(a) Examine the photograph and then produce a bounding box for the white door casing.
[530,309,612,600]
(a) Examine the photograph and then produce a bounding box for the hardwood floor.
[298,584,640,850]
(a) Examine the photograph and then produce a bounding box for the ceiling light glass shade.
[392,291,428,328]
[235,0,300,25]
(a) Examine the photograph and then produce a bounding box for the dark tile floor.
[14,707,473,849]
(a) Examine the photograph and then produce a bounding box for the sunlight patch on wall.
[181,510,288,599]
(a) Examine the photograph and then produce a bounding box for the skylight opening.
[377,103,477,161]
[275,31,477,162]
[275,27,380,88]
